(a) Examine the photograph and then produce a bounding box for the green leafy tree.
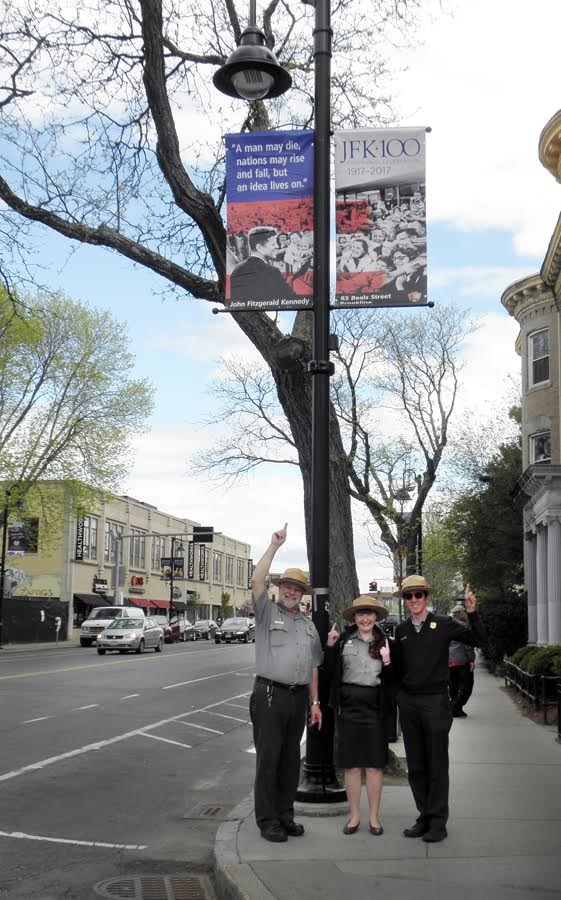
[0,289,154,502]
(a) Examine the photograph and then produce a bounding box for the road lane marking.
[206,711,249,723]
[0,691,250,784]
[223,703,249,710]
[72,704,99,711]
[120,694,139,700]
[22,716,54,724]
[140,734,192,750]
[161,669,250,690]
[0,657,164,681]
[176,721,224,735]
[0,829,146,850]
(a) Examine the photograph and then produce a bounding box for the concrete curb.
[214,796,276,900]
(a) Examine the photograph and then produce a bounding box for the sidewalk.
[0,637,81,652]
[215,667,561,900]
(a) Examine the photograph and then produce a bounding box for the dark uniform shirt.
[392,611,485,694]
[253,589,323,685]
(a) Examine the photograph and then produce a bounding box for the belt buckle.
[288,683,297,692]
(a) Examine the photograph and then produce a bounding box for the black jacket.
[391,610,485,695]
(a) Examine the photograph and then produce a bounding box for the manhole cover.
[94,874,215,900]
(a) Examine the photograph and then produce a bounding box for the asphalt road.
[0,640,258,899]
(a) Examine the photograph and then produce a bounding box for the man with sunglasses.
[391,575,485,843]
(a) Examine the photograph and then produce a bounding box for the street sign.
[192,526,214,543]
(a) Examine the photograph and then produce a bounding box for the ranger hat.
[271,567,311,593]
[342,594,389,622]
[394,574,433,597]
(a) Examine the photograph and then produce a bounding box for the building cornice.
[539,109,561,182]
[500,273,550,318]
[540,211,561,293]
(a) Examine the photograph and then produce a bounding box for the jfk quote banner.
[225,130,314,311]
[334,127,427,308]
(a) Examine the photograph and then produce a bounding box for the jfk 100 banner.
[334,127,427,308]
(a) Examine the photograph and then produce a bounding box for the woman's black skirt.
[335,682,388,770]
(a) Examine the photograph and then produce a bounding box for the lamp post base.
[296,763,346,804]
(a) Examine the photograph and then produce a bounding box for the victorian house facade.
[501,109,561,646]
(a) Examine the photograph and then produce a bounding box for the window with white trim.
[128,528,146,568]
[530,431,551,463]
[528,329,549,387]
[82,515,98,560]
[236,558,246,587]
[104,522,124,563]
[225,555,234,585]
[212,550,222,581]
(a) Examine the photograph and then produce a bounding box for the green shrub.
[477,590,528,671]
[551,655,561,676]
[524,646,561,676]
[508,645,531,666]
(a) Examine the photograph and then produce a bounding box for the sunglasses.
[403,590,427,600]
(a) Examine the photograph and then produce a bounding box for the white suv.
[79,606,144,647]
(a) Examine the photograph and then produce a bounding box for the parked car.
[194,619,218,640]
[214,617,255,644]
[96,616,164,654]
[151,614,179,643]
[80,605,144,647]
[170,614,196,642]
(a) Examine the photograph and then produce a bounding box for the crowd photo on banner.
[334,126,428,308]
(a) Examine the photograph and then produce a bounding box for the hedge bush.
[524,646,561,676]
[552,655,561,676]
[508,645,533,667]
[477,590,527,671]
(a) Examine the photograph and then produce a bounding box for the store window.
[530,431,551,463]
[82,515,98,560]
[528,329,549,387]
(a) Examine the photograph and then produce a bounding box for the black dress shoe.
[260,825,288,842]
[369,824,384,835]
[403,821,429,838]
[343,821,360,835]
[422,826,448,843]
[282,821,305,837]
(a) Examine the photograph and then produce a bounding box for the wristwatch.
[310,700,320,706]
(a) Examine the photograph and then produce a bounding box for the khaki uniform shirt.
[253,589,323,685]
[341,635,383,686]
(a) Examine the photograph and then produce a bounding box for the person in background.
[391,577,485,843]
[325,596,393,836]
[448,604,476,717]
[249,523,322,843]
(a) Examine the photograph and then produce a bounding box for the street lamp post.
[0,488,11,648]
[213,0,345,803]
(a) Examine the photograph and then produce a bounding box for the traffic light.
[368,580,378,592]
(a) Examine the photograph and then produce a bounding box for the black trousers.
[449,665,472,713]
[249,680,308,830]
[397,690,453,829]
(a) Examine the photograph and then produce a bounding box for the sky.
[9,0,561,593]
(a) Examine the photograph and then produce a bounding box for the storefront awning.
[170,600,187,612]
[73,593,112,606]
[128,598,170,609]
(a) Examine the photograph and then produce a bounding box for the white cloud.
[431,265,539,298]
[396,0,561,257]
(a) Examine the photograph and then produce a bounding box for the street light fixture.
[214,0,344,803]
[213,0,291,100]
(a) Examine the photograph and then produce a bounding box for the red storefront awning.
[128,598,170,609]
